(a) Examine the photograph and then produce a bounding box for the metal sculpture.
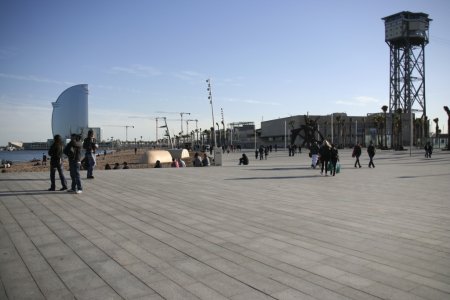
[290,115,324,148]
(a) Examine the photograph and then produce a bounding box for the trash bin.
[213,147,222,166]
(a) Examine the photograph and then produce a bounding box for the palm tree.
[335,116,341,147]
[433,118,439,148]
[373,115,384,147]
[381,105,388,149]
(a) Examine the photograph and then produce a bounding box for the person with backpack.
[64,133,83,193]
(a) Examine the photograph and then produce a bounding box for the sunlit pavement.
[1,149,449,299]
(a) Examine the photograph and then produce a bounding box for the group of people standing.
[47,129,98,194]
[308,140,340,176]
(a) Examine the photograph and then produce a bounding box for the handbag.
[336,162,341,173]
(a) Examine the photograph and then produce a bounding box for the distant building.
[258,112,428,149]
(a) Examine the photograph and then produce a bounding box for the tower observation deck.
[382,11,431,117]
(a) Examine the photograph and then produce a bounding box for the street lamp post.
[206,79,217,150]
[382,105,388,149]
[444,106,450,150]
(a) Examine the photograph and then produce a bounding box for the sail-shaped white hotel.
[51,84,89,139]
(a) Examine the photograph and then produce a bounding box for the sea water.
[0,150,47,163]
[1,149,113,163]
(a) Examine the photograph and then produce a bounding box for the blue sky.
[1,0,449,145]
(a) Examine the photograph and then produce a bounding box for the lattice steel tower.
[382,11,431,117]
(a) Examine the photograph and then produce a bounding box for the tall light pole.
[206,79,217,149]
[221,108,226,145]
[444,106,450,150]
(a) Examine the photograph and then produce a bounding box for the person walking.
[64,134,83,193]
[259,145,264,160]
[309,142,319,169]
[330,143,339,176]
[83,129,98,179]
[352,143,362,168]
[367,141,376,168]
[47,134,68,191]
[319,140,331,176]
[424,142,433,158]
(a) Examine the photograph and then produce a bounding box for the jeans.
[69,161,82,191]
[50,163,67,189]
[85,153,96,177]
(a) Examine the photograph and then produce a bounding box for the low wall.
[141,150,173,164]
[167,149,190,159]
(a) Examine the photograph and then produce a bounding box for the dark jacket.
[367,144,376,157]
[330,147,339,161]
[310,143,319,155]
[48,143,64,166]
[64,140,82,163]
[352,145,362,157]
[83,137,97,154]
[319,144,331,161]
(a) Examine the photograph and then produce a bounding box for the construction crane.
[129,116,180,144]
[155,111,191,135]
[185,119,198,134]
[103,125,134,142]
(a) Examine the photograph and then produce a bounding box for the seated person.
[239,153,249,165]
[202,153,210,166]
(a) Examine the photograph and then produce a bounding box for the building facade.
[51,84,89,139]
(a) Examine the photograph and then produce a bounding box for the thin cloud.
[0,73,75,85]
[336,96,380,106]
[109,64,161,77]
[173,70,204,81]
[0,47,18,60]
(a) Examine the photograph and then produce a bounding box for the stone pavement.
[1,149,450,300]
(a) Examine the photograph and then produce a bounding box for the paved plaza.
[1,149,450,300]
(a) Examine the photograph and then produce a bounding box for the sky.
[1,0,449,145]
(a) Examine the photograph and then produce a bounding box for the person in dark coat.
[367,141,376,168]
[424,142,433,158]
[352,143,362,168]
[48,134,68,191]
[319,140,331,176]
[239,153,249,165]
[330,143,339,176]
[64,133,83,193]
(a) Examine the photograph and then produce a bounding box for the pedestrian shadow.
[0,178,47,182]
[249,167,312,171]
[226,175,320,180]
[0,190,67,197]
[397,173,450,179]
